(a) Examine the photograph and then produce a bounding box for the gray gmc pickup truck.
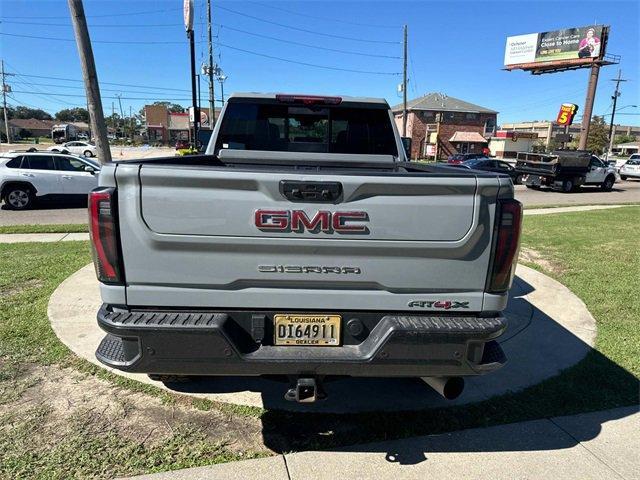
[91,93,522,403]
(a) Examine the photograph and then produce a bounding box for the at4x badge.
[408,300,470,309]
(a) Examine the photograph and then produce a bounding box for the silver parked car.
[619,155,640,180]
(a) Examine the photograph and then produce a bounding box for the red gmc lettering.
[254,210,289,229]
[255,210,368,234]
[333,211,369,233]
[291,211,330,231]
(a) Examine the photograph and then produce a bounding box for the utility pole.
[1,60,14,144]
[129,105,133,141]
[402,24,408,137]
[85,97,91,140]
[116,93,125,139]
[206,0,215,127]
[68,0,112,163]
[606,69,627,159]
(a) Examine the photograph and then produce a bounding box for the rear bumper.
[96,304,507,377]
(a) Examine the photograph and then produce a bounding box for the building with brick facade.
[392,93,497,160]
[143,105,221,145]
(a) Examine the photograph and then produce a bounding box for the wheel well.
[1,181,37,199]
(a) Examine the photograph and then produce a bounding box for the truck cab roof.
[228,92,390,108]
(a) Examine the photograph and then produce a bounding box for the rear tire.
[601,175,615,191]
[3,185,34,210]
[83,150,93,157]
[620,175,627,181]
[526,185,540,190]
[561,179,574,193]
[515,174,524,185]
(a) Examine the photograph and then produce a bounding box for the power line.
[1,22,399,59]
[10,80,195,96]
[0,20,206,27]
[10,78,79,107]
[6,93,51,110]
[0,32,187,45]
[246,1,400,29]
[214,4,400,45]
[216,42,400,75]
[0,6,182,19]
[9,89,194,102]
[218,24,401,59]
[8,72,191,92]
[4,38,400,75]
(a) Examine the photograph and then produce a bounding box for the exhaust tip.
[442,377,465,400]
[421,376,465,400]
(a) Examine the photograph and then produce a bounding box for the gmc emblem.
[255,210,369,234]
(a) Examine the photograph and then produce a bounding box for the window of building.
[466,113,478,120]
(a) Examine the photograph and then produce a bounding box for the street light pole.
[206,0,215,125]
[184,0,198,150]
[402,24,408,137]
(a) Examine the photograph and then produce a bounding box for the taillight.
[89,188,123,285]
[487,199,522,293]
[275,94,342,105]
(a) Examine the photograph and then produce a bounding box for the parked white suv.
[0,152,100,210]
[49,141,97,158]
[619,155,640,180]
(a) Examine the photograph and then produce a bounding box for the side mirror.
[84,165,96,174]
[401,137,412,157]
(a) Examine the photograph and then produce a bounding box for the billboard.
[504,26,605,68]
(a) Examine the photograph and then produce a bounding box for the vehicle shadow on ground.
[339,405,638,466]
[0,197,88,211]
[164,275,640,459]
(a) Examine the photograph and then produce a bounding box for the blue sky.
[1,0,639,125]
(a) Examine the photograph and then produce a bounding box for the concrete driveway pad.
[48,262,596,413]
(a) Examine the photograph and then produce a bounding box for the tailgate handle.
[280,181,343,203]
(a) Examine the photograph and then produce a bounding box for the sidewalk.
[125,406,639,480]
[0,232,89,243]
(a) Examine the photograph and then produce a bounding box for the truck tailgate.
[116,163,500,312]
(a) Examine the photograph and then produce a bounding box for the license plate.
[273,314,341,346]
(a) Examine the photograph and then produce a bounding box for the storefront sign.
[556,103,579,126]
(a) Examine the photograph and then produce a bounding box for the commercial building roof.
[392,93,498,114]
[8,118,57,130]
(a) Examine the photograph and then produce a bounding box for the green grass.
[1,405,264,480]
[0,224,88,234]
[0,208,638,471]
[0,242,266,479]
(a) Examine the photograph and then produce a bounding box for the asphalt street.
[1,180,639,226]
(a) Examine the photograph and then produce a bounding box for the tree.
[585,116,609,154]
[55,107,89,123]
[11,106,53,120]
[614,134,636,145]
